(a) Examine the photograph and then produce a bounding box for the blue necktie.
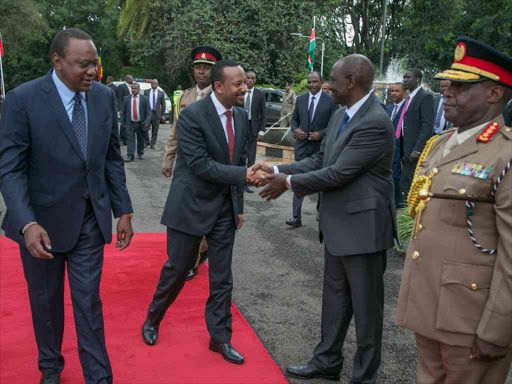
[72,93,87,159]
[337,112,350,137]
[308,96,316,123]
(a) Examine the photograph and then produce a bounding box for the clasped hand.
[246,164,271,187]
[245,163,289,201]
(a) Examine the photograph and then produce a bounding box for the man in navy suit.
[0,29,134,384]
[386,82,407,207]
[288,71,338,227]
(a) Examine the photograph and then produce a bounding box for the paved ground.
[1,123,510,383]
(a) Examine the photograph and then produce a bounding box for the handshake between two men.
[245,163,290,201]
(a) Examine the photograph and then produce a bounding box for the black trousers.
[119,125,127,144]
[310,248,386,384]
[246,129,258,168]
[399,157,418,203]
[147,196,236,343]
[20,200,111,384]
[148,111,161,146]
[127,121,145,156]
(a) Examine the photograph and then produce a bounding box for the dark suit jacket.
[161,95,248,235]
[117,83,130,107]
[291,91,338,160]
[144,88,166,119]
[120,94,151,128]
[107,83,119,108]
[247,88,266,136]
[386,102,406,128]
[433,95,453,131]
[403,87,435,158]
[0,70,133,252]
[504,100,512,127]
[279,93,396,256]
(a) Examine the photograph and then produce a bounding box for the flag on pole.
[307,18,315,71]
[97,49,103,82]
[0,34,4,57]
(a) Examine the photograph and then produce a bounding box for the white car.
[113,80,172,121]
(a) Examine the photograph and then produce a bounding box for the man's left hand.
[237,214,245,229]
[310,132,321,141]
[259,173,288,201]
[410,151,420,161]
[116,215,134,250]
[470,337,508,361]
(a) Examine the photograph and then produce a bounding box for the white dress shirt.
[244,87,255,120]
[131,94,140,122]
[211,92,234,142]
[149,88,158,110]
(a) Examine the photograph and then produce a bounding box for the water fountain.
[373,56,407,105]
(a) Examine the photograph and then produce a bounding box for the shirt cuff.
[273,166,279,174]
[286,175,292,189]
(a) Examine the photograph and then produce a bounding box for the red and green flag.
[307,19,315,71]
[0,34,4,57]
[97,49,103,82]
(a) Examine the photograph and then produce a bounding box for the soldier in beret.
[161,45,222,281]
[396,37,512,383]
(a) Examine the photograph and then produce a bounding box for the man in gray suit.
[433,79,453,133]
[120,83,151,161]
[143,79,166,149]
[255,54,396,383]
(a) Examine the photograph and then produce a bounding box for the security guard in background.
[172,86,183,118]
[396,37,512,384]
[162,45,222,280]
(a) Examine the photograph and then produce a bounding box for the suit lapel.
[405,88,423,116]
[205,96,230,162]
[325,108,345,164]
[86,84,102,168]
[311,92,323,124]
[233,107,244,164]
[41,72,86,163]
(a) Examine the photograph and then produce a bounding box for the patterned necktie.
[133,95,138,121]
[391,104,399,121]
[245,89,252,119]
[308,96,316,123]
[225,110,235,162]
[396,96,410,139]
[72,93,87,159]
[152,91,156,111]
[337,112,350,138]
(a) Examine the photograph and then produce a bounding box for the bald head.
[330,54,375,106]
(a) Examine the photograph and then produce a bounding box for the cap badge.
[454,43,466,61]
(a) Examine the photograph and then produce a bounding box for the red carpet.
[0,234,288,384]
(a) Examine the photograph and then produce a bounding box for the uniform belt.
[425,192,494,203]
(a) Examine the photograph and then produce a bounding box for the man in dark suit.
[386,82,406,207]
[0,28,134,384]
[504,98,512,126]
[287,71,338,227]
[144,79,166,149]
[117,74,133,145]
[433,79,453,133]
[400,68,435,200]
[120,83,151,162]
[244,71,266,193]
[141,60,264,364]
[106,76,118,106]
[255,54,396,383]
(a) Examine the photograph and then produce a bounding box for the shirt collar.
[52,69,86,105]
[456,120,491,145]
[408,85,422,102]
[211,92,231,116]
[309,91,321,100]
[346,91,372,120]
[197,84,211,96]
[395,98,405,108]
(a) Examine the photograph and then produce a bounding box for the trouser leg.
[400,158,417,203]
[147,227,201,325]
[119,125,127,144]
[20,246,66,373]
[150,113,160,146]
[292,192,304,218]
[205,196,236,344]
[66,200,111,384]
[135,123,145,155]
[126,124,136,156]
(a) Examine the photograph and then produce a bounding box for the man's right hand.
[295,128,308,140]
[162,168,172,178]
[24,224,53,259]
[251,162,273,174]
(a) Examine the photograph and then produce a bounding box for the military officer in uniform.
[280,82,296,127]
[396,37,512,384]
[161,45,222,280]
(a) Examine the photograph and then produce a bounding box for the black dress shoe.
[126,156,135,162]
[286,363,340,381]
[245,185,254,193]
[150,144,155,149]
[138,154,144,159]
[198,250,208,266]
[186,266,198,281]
[40,370,60,384]
[209,340,244,364]
[286,217,302,227]
[142,317,159,346]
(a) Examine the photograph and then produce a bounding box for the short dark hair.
[106,76,114,82]
[50,28,92,58]
[211,59,240,84]
[309,71,322,82]
[393,82,405,90]
[131,82,140,88]
[407,68,423,81]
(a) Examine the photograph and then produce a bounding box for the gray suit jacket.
[144,89,166,119]
[279,93,396,256]
[161,95,248,235]
[403,87,435,158]
[433,95,453,131]
[120,94,151,128]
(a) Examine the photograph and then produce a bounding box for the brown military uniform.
[396,115,512,383]
[280,89,296,127]
[161,85,212,257]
